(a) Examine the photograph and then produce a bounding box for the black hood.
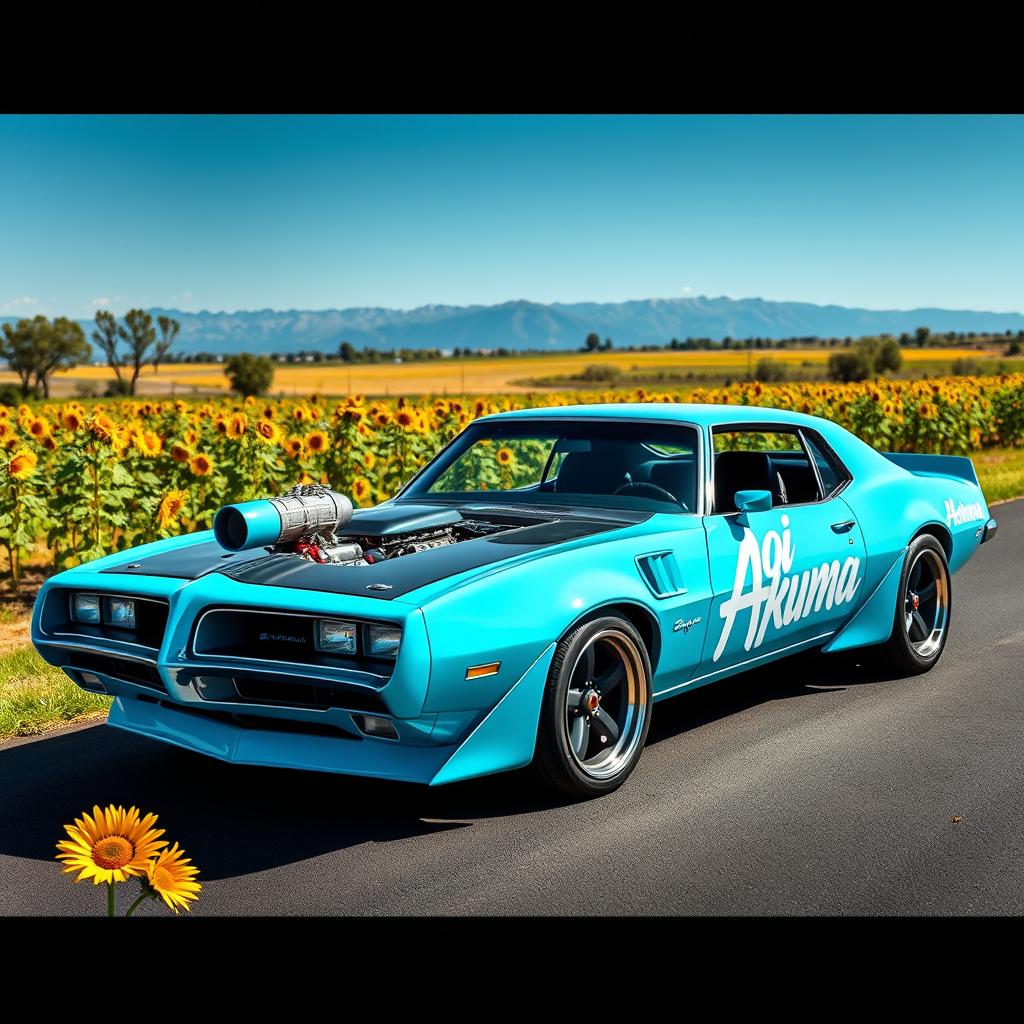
[102,503,646,600]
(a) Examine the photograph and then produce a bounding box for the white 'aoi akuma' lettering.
[944,498,985,527]
[713,514,862,663]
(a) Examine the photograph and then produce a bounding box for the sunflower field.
[1,373,1022,588]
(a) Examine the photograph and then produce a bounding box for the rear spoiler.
[881,452,979,486]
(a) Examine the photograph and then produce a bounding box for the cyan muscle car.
[31,404,997,797]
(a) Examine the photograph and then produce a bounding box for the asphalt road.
[3,501,1023,916]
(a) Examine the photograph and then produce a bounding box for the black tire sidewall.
[533,615,653,798]
[889,534,951,673]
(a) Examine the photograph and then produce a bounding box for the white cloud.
[90,297,111,306]
[3,295,40,309]
[681,285,694,295]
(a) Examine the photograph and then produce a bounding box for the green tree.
[154,315,181,374]
[584,332,601,352]
[754,358,787,383]
[92,308,176,395]
[225,353,275,396]
[874,336,903,374]
[0,315,90,398]
[827,350,871,382]
[0,317,44,398]
[914,326,931,348]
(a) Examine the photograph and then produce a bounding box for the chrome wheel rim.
[904,548,949,659]
[564,628,648,780]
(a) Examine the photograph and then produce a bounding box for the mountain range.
[6,295,1024,355]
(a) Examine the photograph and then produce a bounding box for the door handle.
[830,520,856,533]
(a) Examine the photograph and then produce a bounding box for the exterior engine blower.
[213,483,354,553]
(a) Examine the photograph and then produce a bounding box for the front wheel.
[880,534,951,675]
[531,615,652,798]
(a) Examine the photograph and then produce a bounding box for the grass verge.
[975,447,1024,504]
[0,646,110,739]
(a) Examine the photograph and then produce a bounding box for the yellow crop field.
[0,346,1010,398]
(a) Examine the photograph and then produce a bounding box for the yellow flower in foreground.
[157,489,189,530]
[146,842,201,913]
[362,450,376,470]
[56,804,166,885]
[189,453,213,476]
[496,446,514,465]
[284,436,304,459]
[7,449,37,480]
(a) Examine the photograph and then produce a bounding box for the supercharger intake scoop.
[213,484,354,552]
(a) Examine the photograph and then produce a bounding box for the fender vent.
[636,551,687,598]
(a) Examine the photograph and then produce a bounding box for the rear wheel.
[531,615,652,798]
[880,534,951,675]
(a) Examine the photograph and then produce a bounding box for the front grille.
[191,607,396,680]
[157,700,360,740]
[70,651,165,691]
[185,670,388,714]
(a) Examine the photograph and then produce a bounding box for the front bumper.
[32,566,556,786]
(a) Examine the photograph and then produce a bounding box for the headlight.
[106,598,136,629]
[366,624,402,658]
[72,593,101,624]
[316,619,357,654]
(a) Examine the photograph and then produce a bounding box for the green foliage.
[754,359,788,383]
[224,353,275,396]
[580,363,624,383]
[827,350,870,382]
[827,335,903,381]
[951,357,982,376]
[0,316,89,398]
[92,309,180,395]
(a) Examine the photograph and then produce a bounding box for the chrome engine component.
[214,483,353,552]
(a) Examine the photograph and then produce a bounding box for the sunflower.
[157,489,189,530]
[255,419,281,446]
[134,430,163,457]
[61,405,84,431]
[226,412,248,439]
[184,428,199,446]
[42,434,58,452]
[374,410,391,427]
[304,429,329,455]
[496,447,514,466]
[88,411,116,443]
[55,804,166,885]
[28,416,51,438]
[189,453,213,476]
[362,450,376,470]
[292,405,310,423]
[6,449,37,480]
[352,476,371,503]
[395,409,414,428]
[169,442,191,463]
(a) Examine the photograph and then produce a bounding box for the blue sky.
[2,114,1023,317]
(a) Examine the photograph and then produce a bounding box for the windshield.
[402,419,700,513]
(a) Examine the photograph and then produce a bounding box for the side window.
[801,431,849,500]
[712,428,815,513]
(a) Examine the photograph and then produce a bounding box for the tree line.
[0,309,181,401]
